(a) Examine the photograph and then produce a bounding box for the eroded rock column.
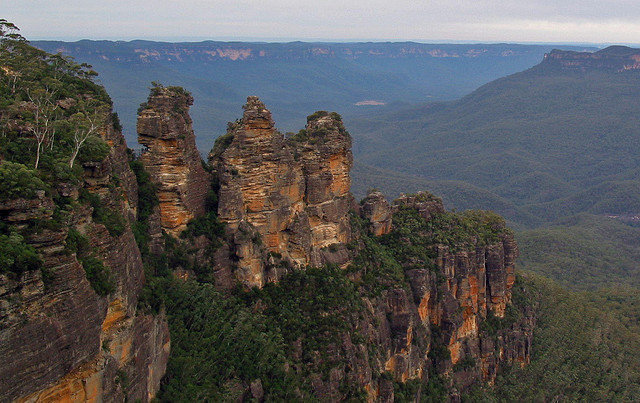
[137,86,210,236]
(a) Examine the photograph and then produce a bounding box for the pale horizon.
[4,0,640,45]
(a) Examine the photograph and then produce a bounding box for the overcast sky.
[3,0,640,44]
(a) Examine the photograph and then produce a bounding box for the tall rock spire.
[137,85,210,236]
[209,98,355,287]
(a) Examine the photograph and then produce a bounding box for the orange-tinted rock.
[137,86,210,236]
[356,192,532,395]
[361,190,392,236]
[1,112,169,402]
[211,98,354,287]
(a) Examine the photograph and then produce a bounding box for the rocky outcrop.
[137,86,210,236]
[210,98,354,287]
[360,190,392,236]
[0,118,169,402]
[355,192,531,397]
[296,111,354,263]
[1,84,532,402]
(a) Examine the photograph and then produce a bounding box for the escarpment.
[298,191,533,399]
[2,76,532,401]
[0,114,169,401]
[126,91,531,400]
[542,46,640,72]
[209,97,354,287]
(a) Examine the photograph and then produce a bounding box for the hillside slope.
[350,46,640,226]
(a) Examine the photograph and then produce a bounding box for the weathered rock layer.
[137,86,210,236]
[210,98,354,287]
[0,117,169,402]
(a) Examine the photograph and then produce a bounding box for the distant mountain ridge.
[32,40,595,150]
[542,45,640,72]
[36,40,594,63]
[349,45,640,227]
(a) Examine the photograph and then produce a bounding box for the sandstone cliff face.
[0,86,532,401]
[210,98,353,287]
[361,190,392,236]
[316,191,532,400]
[376,193,528,392]
[137,86,210,236]
[0,118,169,402]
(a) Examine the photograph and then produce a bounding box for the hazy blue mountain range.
[350,46,640,227]
[33,40,594,150]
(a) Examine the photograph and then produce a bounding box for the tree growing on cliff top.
[68,101,108,168]
[0,19,25,43]
[25,88,59,169]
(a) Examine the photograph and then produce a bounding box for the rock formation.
[360,190,393,236]
[313,192,529,400]
[0,116,169,402]
[210,98,354,287]
[1,86,531,402]
[274,191,532,400]
[137,86,210,236]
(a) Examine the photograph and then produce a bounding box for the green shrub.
[0,232,42,274]
[64,227,90,255]
[181,212,224,242]
[111,112,122,132]
[77,135,110,164]
[0,161,46,201]
[80,255,115,296]
[129,159,158,222]
[79,188,125,237]
[306,110,329,122]
[453,355,476,371]
[210,132,235,159]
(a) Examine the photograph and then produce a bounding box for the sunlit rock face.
[211,97,354,287]
[354,192,530,397]
[137,87,210,237]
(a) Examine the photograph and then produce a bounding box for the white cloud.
[3,0,640,43]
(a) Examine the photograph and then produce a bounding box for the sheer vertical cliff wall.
[0,117,169,402]
[137,87,210,236]
[2,85,531,402]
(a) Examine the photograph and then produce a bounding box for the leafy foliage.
[79,188,125,237]
[0,26,111,173]
[0,161,47,201]
[142,265,367,401]
[0,232,42,274]
[517,214,640,290]
[65,228,115,296]
[473,273,640,401]
[76,134,109,164]
[0,22,123,298]
[80,255,115,296]
[129,158,159,257]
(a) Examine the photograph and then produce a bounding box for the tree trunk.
[34,140,41,169]
[69,146,79,168]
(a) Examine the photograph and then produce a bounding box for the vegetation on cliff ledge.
[138,193,516,400]
[0,22,121,294]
